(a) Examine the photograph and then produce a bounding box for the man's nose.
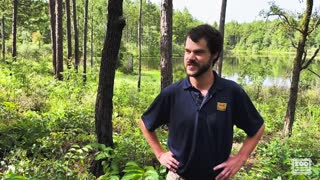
[187,52,196,60]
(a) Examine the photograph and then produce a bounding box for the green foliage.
[122,161,159,180]
[2,0,320,72]
[173,9,202,45]
[0,57,167,179]
[1,46,320,179]
[0,0,319,179]
[242,124,320,179]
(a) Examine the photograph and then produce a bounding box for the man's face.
[184,37,214,77]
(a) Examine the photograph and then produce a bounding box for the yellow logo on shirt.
[217,102,227,111]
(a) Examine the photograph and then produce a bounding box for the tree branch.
[267,12,303,33]
[301,49,307,65]
[308,17,320,34]
[301,45,320,70]
[307,68,320,78]
[290,38,298,49]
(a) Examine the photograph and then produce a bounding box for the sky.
[149,0,320,23]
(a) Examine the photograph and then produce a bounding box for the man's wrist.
[156,152,165,160]
[237,153,249,163]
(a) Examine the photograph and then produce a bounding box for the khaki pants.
[166,171,185,180]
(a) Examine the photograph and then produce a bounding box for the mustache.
[186,59,199,66]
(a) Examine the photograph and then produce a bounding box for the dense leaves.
[0,51,319,179]
[0,0,320,179]
[1,0,320,65]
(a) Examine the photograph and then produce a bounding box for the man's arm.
[214,123,265,180]
[138,119,179,171]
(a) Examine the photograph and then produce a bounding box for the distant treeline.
[1,0,319,63]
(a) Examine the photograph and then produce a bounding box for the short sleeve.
[141,92,171,132]
[233,87,264,137]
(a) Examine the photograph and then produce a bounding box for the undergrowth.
[0,57,319,179]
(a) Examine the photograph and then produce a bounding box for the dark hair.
[186,24,223,60]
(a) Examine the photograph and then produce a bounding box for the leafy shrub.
[121,161,159,180]
[1,54,319,179]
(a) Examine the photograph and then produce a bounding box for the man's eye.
[194,51,204,55]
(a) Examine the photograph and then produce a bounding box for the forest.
[0,0,320,179]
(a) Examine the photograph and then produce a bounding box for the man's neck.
[189,70,214,96]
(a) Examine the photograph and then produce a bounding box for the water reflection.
[224,74,291,87]
[223,54,292,87]
[143,53,319,88]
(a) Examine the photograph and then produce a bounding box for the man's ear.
[211,52,220,67]
[212,52,219,61]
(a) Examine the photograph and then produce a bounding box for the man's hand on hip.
[213,155,247,180]
[158,151,180,172]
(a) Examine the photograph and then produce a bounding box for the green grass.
[0,57,319,179]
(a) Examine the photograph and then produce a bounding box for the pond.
[220,52,319,89]
[143,52,320,88]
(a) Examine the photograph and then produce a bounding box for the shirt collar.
[182,71,224,93]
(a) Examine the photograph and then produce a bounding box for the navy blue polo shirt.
[142,71,264,179]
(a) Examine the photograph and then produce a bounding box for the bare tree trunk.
[66,0,72,69]
[125,17,129,43]
[283,0,313,136]
[90,3,94,69]
[137,0,142,91]
[284,59,301,136]
[1,16,5,61]
[216,0,227,77]
[72,0,80,72]
[12,0,18,61]
[55,0,63,80]
[160,0,173,89]
[83,0,88,83]
[49,0,56,74]
[91,0,125,177]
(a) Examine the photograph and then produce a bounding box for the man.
[139,24,265,180]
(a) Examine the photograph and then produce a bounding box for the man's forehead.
[185,37,208,48]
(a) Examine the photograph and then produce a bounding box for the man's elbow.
[260,123,265,133]
[256,123,265,138]
[139,119,145,129]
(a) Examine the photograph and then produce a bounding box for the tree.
[139,1,160,57]
[91,0,125,176]
[137,0,142,91]
[72,0,80,71]
[12,0,18,61]
[90,2,94,69]
[0,0,8,62]
[0,2,5,61]
[12,0,49,41]
[55,0,63,80]
[66,0,72,69]
[1,16,5,61]
[224,21,241,49]
[160,0,173,89]
[266,0,320,136]
[216,0,227,76]
[48,0,56,74]
[123,0,139,44]
[173,9,200,45]
[83,0,88,83]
